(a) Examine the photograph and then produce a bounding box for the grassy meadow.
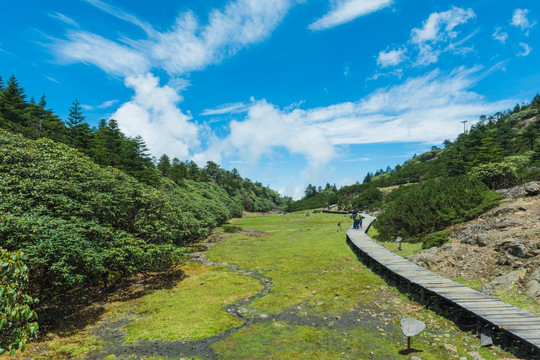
[4,212,521,359]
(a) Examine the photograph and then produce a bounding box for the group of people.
[351,207,363,229]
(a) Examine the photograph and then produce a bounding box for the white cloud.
[201,102,250,116]
[83,0,155,35]
[193,67,512,198]
[82,99,119,111]
[493,27,509,44]
[411,7,475,44]
[376,7,476,69]
[53,0,294,77]
[49,12,78,27]
[148,0,293,74]
[53,31,150,77]
[517,42,532,56]
[511,9,536,35]
[112,73,199,159]
[376,48,407,67]
[309,0,393,31]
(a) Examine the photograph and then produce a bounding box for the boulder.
[524,181,540,196]
[526,280,540,298]
[496,254,514,266]
[497,181,540,198]
[507,240,534,258]
[482,268,527,294]
[530,267,540,282]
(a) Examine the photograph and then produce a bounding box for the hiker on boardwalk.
[352,207,360,229]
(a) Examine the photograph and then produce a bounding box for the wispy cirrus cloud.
[81,99,119,111]
[309,0,393,31]
[201,102,250,116]
[48,12,78,27]
[194,66,513,198]
[375,6,476,70]
[53,31,150,77]
[55,0,295,77]
[82,0,155,35]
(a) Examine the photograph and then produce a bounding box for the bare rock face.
[481,268,527,295]
[407,182,540,303]
[496,181,540,198]
[526,280,540,298]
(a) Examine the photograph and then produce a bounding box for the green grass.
[207,212,383,316]
[368,225,423,258]
[7,211,520,360]
[122,263,262,342]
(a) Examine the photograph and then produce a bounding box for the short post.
[395,236,403,251]
[401,318,425,353]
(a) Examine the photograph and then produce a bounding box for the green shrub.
[375,176,501,242]
[422,230,451,249]
[0,248,38,356]
[0,130,235,298]
[469,162,520,189]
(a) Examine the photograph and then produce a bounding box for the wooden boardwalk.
[346,214,540,357]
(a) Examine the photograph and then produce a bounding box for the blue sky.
[1,0,538,198]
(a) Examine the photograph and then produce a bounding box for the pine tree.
[66,98,85,128]
[157,154,172,176]
[0,75,28,129]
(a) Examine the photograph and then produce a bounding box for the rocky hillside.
[408,182,540,307]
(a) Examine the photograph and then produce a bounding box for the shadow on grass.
[398,348,423,355]
[35,268,186,335]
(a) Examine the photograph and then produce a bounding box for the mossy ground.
[4,212,523,359]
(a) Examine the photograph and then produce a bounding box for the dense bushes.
[0,130,236,299]
[469,162,519,190]
[375,176,502,242]
[0,248,38,355]
[422,230,451,249]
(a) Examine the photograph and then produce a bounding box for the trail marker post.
[401,318,425,351]
[396,236,403,251]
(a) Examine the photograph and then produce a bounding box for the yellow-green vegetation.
[494,286,540,317]
[3,212,520,360]
[368,225,423,258]
[121,263,262,342]
[207,212,383,316]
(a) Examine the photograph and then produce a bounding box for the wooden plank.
[346,222,540,352]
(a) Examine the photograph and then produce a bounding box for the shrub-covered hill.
[0,74,287,212]
[0,129,240,299]
[290,94,540,213]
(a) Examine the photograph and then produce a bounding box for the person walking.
[352,207,360,229]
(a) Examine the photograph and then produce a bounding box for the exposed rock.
[507,241,530,258]
[476,235,488,247]
[497,254,514,266]
[497,181,540,198]
[526,280,540,298]
[406,182,540,302]
[443,343,457,353]
[530,267,540,282]
[524,181,540,196]
[494,238,513,252]
[481,268,527,294]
